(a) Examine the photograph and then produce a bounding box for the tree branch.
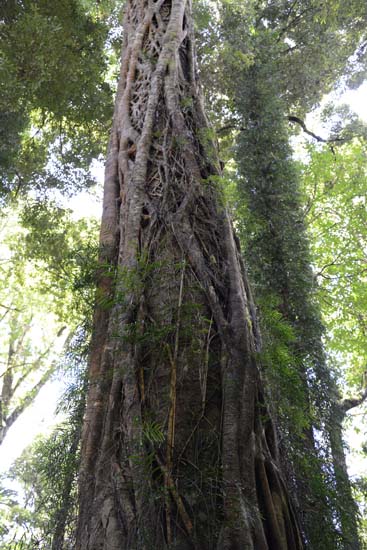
[288,115,347,153]
[0,303,20,312]
[339,388,367,414]
[339,369,367,415]
[216,123,245,135]
[1,366,55,442]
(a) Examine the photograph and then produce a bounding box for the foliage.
[0,428,73,547]
[0,330,88,548]
[19,200,99,320]
[203,1,367,545]
[0,424,80,548]
[195,0,367,128]
[0,205,97,447]
[353,476,367,547]
[0,0,114,202]
[301,139,367,390]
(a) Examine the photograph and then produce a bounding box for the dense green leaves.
[0,204,97,452]
[0,0,114,201]
[0,328,88,547]
[302,138,367,389]
[19,201,99,319]
[1,422,81,546]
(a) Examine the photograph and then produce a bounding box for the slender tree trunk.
[51,423,82,550]
[0,340,15,442]
[0,321,66,447]
[52,387,86,550]
[76,2,303,548]
[227,42,361,546]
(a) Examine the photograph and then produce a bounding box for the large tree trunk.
[76,2,303,548]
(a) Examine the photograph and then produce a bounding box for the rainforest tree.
[76,1,303,548]
[193,2,366,547]
[213,5,364,547]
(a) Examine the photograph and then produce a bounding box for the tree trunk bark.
[76,2,303,548]
[330,405,361,550]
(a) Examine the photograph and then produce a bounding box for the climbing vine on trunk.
[76,2,303,548]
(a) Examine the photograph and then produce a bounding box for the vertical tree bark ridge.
[76,1,303,548]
